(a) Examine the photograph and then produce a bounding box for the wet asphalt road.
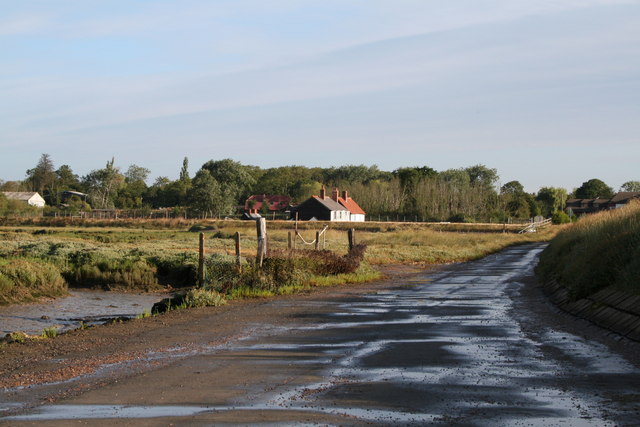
[3,243,640,425]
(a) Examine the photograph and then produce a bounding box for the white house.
[2,192,46,208]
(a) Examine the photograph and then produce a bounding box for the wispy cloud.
[1,0,639,190]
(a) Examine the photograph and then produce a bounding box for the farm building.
[566,192,640,215]
[337,189,366,222]
[609,192,640,209]
[1,192,46,208]
[291,187,365,222]
[244,194,291,214]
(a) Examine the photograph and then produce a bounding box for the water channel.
[0,290,169,336]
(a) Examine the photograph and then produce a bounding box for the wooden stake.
[198,232,205,287]
[315,231,320,250]
[348,228,355,252]
[256,218,267,267]
[287,231,292,250]
[234,231,242,272]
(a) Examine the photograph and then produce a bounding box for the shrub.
[551,211,571,224]
[183,288,227,308]
[0,258,67,305]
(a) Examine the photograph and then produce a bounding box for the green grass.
[0,219,559,305]
[41,327,57,338]
[536,201,640,299]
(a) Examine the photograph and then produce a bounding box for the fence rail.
[518,218,552,234]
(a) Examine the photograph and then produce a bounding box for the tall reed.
[536,201,640,298]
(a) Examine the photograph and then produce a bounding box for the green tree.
[574,178,614,199]
[500,180,525,195]
[116,165,151,208]
[201,159,256,209]
[620,181,640,192]
[56,165,82,191]
[82,158,125,209]
[500,180,531,219]
[188,169,224,218]
[536,187,568,217]
[465,164,499,191]
[25,154,56,202]
[179,157,191,184]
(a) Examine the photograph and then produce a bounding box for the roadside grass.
[536,201,640,299]
[0,220,559,305]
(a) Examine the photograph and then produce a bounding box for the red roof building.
[244,194,291,214]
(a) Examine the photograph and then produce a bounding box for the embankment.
[543,280,640,341]
[536,201,640,341]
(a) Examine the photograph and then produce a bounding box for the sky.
[2,0,639,192]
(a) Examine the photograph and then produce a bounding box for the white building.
[2,192,46,208]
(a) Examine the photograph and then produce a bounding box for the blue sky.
[2,0,639,192]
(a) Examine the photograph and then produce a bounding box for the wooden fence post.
[288,231,292,250]
[315,231,320,250]
[256,218,267,267]
[198,232,205,287]
[234,231,242,273]
[348,228,355,251]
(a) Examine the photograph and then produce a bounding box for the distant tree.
[465,164,499,191]
[574,178,614,199]
[393,166,438,213]
[201,158,256,208]
[82,158,125,209]
[188,169,225,218]
[325,164,392,186]
[117,165,151,208]
[56,165,82,191]
[500,181,531,219]
[179,157,191,184]
[500,181,525,195]
[620,181,640,192]
[0,180,28,192]
[25,154,56,201]
[124,165,150,184]
[536,187,568,216]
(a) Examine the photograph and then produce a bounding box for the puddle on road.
[0,290,169,335]
[1,244,635,425]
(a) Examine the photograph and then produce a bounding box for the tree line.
[1,153,638,222]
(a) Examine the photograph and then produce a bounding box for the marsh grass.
[536,201,640,298]
[0,258,67,305]
[0,219,558,305]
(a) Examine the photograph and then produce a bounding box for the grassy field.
[0,218,558,305]
[536,201,640,299]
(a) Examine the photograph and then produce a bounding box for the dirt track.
[2,243,640,425]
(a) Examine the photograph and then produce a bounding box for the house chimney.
[320,185,326,199]
[342,190,348,200]
[332,188,339,202]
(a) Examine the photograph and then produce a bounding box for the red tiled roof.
[245,195,291,211]
[338,197,365,215]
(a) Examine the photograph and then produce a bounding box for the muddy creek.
[0,290,169,335]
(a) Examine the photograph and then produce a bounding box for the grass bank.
[0,220,558,305]
[536,201,640,299]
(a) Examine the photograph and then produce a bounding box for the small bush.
[0,258,67,305]
[41,327,57,338]
[183,288,227,308]
[551,211,571,224]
